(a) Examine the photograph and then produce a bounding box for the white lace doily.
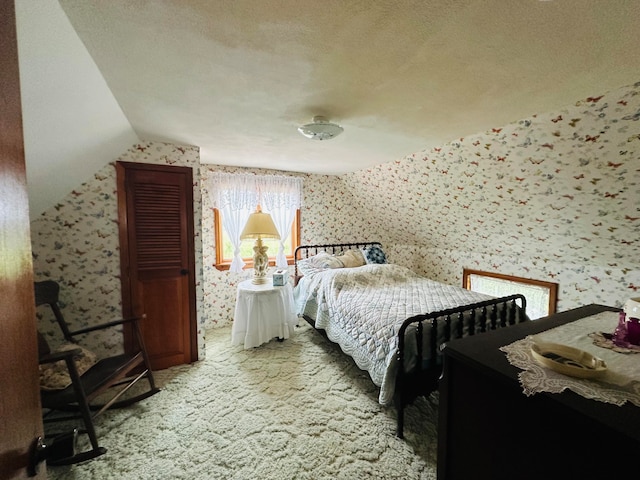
[500,311,640,407]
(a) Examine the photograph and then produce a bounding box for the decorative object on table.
[610,298,640,347]
[612,311,630,345]
[626,317,640,345]
[240,206,280,284]
[272,269,289,286]
[502,310,640,408]
[530,340,607,379]
[625,297,640,318]
[589,331,640,353]
[623,297,640,345]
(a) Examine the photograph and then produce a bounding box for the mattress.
[294,263,494,405]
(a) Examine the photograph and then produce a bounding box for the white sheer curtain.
[208,172,303,273]
[208,173,257,273]
[261,176,302,268]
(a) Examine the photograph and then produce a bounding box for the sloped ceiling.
[57,0,640,175]
[15,1,139,218]
[16,1,640,218]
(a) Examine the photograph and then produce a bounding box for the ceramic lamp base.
[251,237,270,284]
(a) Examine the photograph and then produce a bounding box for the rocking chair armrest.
[67,315,146,337]
[39,348,82,365]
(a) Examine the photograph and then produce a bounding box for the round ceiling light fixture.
[297,116,343,141]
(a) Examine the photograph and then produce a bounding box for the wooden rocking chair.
[34,280,160,465]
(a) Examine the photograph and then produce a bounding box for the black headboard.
[293,241,382,279]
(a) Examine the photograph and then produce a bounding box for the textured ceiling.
[59,0,640,174]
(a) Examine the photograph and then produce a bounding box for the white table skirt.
[231,279,298,349]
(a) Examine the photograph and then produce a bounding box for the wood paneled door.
[117,162,197,370]
[0,1,46,477]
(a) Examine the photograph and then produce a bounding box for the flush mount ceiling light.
[297,116,343,141]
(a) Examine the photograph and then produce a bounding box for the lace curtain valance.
[208,173,303,210]
[207,173,303,272]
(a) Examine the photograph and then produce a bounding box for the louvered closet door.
[117,162,197,370]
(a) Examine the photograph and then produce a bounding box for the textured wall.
[31,142,204,359]
[343,81,640,311]
[31,81,640,361]
[31,153,373,357]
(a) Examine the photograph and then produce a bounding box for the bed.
[293,241,528,437]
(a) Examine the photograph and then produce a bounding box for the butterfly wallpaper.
[343,80,640,312]
[31,80,639,359]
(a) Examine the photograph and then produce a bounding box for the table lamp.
[240,206,280,284]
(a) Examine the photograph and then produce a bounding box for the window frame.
[462,268,558,318]
[214,208,300,271]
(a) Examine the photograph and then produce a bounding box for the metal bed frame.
[294,241,527,437]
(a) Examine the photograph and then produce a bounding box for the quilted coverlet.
[294,263,493,405]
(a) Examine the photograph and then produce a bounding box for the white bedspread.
[294,264,493,405]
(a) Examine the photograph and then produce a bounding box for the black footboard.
[394,294,528,438]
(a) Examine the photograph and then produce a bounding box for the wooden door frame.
[116,161,198,362]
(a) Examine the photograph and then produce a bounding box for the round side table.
[231,278,298,349]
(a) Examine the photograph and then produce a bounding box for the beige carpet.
[47,321,438,479]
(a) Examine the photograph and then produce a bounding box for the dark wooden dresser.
[437,304,640,480]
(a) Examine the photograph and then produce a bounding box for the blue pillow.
[361,245,387,264]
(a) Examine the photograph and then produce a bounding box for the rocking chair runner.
[34,280,160,465]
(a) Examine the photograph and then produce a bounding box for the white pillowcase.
[297,251,343,276]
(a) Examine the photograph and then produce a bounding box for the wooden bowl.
[530,341,607,379]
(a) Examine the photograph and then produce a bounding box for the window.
[214,208,300,270]
[463,269,558,320]
[207,173,303,273]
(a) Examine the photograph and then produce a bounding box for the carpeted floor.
[46,321,439,479]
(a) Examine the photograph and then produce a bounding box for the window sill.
[214,258,294,272]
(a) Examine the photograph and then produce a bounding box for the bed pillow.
[296,257,324,276]
[335,249,366,268]
[361,245,387,264]
[39,344,98,391]
[297,251,343,276]
[318,254,344,269]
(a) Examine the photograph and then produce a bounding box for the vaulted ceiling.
[57,0,640,174]
[16,1,640,217]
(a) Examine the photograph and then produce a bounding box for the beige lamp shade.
[240,208,280,284]
[240,211,280,240]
